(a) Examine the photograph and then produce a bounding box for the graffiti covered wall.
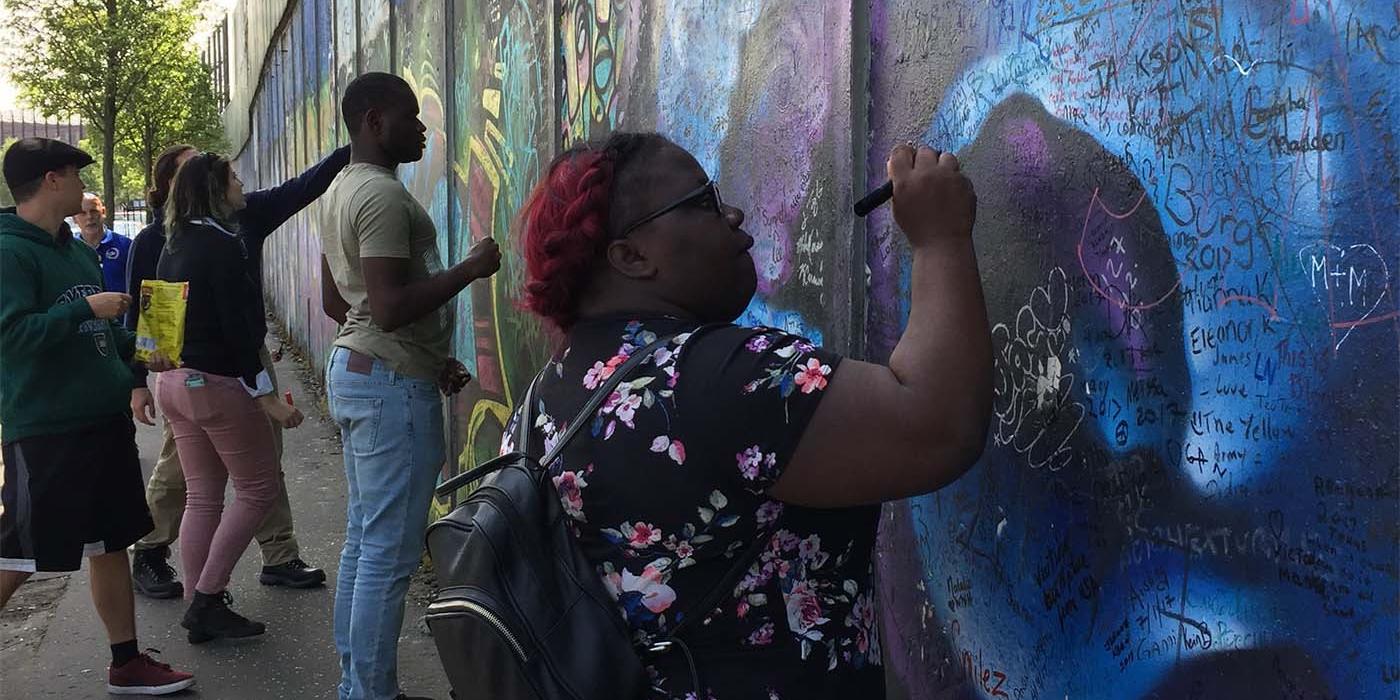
[868,2,1398,698]
[226,0,1398,697]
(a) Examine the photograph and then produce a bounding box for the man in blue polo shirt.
[73,192,131,293]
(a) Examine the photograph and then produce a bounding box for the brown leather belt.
[345,349,375,376]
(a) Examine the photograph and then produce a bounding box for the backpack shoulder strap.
[433,369,544,497]
[434,323,721,496]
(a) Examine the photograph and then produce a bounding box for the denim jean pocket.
[334,396,384,457]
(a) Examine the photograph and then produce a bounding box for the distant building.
[200,18,231,111]
[0,112,86,146]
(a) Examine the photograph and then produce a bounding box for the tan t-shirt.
[320,163,452,380]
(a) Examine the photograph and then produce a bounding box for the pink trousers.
[156,370,278,597]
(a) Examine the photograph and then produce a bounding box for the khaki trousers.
[134,346,300,567]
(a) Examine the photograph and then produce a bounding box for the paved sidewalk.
[0,337,451,699]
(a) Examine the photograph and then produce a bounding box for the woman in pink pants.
[150,152,304,644]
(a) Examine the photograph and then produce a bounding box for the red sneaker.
[107,650,195,695]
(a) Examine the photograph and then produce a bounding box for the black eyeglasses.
[617,180,725,237]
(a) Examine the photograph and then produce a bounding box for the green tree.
[6,0,203,224]
[80,133,144,203]
[117,50,226,216]
[0,137,16,207]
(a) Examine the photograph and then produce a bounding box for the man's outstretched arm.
[240,145,352,240]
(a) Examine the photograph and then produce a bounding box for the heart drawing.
[1296,243,1393,349]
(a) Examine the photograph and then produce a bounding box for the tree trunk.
[142,153,153,222]
[102,0,118,225]
[142,122,155,224]
[102,121,116,223]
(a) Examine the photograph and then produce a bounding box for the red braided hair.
[520,133,668,329]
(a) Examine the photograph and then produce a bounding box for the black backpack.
[425,329,767,700]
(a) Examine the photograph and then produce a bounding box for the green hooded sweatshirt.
[0,208,136,442]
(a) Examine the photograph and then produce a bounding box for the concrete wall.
[221,0,294,152]
[227,1,1399,697]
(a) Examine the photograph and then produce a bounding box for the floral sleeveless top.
[501,316,883,699]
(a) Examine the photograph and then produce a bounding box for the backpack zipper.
[427,598,528,662]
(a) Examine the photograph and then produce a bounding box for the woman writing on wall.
[505,133,991,697]
[152,152,305,644]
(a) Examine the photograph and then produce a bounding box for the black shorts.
[0,417,154,572]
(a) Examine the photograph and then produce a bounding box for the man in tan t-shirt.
[318,72,499,700]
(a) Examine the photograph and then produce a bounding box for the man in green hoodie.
[0,138,196,695]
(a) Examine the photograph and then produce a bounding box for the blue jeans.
[327,348,445,700]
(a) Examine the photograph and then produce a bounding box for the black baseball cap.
[3,137,95,191]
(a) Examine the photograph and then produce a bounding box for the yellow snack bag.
[135,280,189,365]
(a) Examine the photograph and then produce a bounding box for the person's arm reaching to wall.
[769,145,993,507]
[354,182,502,332]
[361,241,501,331]
[240,145,351,242]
